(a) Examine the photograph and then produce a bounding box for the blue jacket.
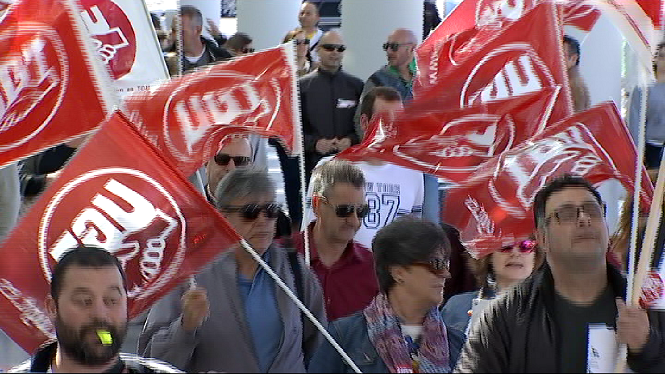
[308,310,464,373]
[441,291,478,335]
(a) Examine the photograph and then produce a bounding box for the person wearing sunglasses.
[222,32,254,57]
[283,160,379,322]
[441,236,544,338]
[204,137,252,205]
[283,30,317,77]
[140,168,326,373]
[357,28,418,116]
[456,175,665,373]
[300,30,363,181]
[309,217,463,373]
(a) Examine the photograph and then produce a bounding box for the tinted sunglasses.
[382,42,412,52]
[220,203,281,220]
[242,47,255,54]
[498,239,537,254]
[295,39,310,45]
[320,44,346,52]
[321,197,370,218]
[411,258,449,276]
[213,153,251,167]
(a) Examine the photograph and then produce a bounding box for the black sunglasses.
[382,42,413,52]
[220,203,282,220]
[321,197,369,218]
[213,154,251,167]
[320,44,346,52]
[411,258,449,277]
[295,39,310,45]
[242,47,255,54]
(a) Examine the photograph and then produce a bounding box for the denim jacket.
[308,310,464,373]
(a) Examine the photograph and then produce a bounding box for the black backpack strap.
[287,248,305,303]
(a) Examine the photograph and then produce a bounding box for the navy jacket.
[308,310,464,373]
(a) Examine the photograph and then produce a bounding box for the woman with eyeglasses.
[441,236,544,337]
[140,168,327,373]
[308,217,464,373]
[283,30,318,76]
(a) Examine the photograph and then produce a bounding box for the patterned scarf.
[364,293,450,373]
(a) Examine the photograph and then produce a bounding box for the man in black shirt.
[456,175,665,372]
[299,30,363,181]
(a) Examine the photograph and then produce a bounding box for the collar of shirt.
[387,58,417,82]
[300,222,366,268]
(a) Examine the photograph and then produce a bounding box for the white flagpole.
[239,239,360,373]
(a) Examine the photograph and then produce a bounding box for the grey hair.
[310,159,365,198]
[214,168,275,208]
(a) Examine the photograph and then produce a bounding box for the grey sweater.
[628,83,665,145]
[138,245,326,373]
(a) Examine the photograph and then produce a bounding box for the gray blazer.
[138,245,327,373]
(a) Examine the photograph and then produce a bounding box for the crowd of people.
[1,0,665,373]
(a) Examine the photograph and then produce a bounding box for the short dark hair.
[225,32,253,52]
[180,5,203,28]
[310,159,365,198]
[359,87,402,119]
[533,174,603,228]
[372,217,451,293]
[563,35,581,66]
[51,246,127,301]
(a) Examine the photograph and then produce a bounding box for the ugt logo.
[39,168,187,300]
[79,0,137,79]
[0,26,67,151]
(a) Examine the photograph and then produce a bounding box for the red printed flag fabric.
[0,112,241,352]
[339,86,560,185]
[415,2,573,124]
[417,0,599,94]
[0,0,113,169]
[122,43,301,176]
[443,102,653,259]
[77,0,170,97]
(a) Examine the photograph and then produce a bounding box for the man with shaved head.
[361,28,418,102]
[299,30,364,185]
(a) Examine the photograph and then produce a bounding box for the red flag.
[339,87,559,185]
[122,44,301,176]
[0,0,113,169]
[415,2,573,124]
[417,0,600,93]
[443,102,653,259]
[0,111,241,352]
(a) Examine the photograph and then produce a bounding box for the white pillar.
[341,0,424,80]
[180,0,222,41]
[236,0,301,51]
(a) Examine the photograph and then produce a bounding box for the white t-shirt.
[303,157,424,249]
[401,324,424,342]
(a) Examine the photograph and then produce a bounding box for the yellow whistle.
[97,330,112,346]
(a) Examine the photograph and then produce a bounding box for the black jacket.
[299,68,363,173]
[165,37,232,76]
[455,263,665,373]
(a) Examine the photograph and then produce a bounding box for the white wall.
[341,0,424,81]
[565,14,624,108]
[236,0,301,50]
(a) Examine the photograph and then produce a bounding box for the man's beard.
[55,315,127,366]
